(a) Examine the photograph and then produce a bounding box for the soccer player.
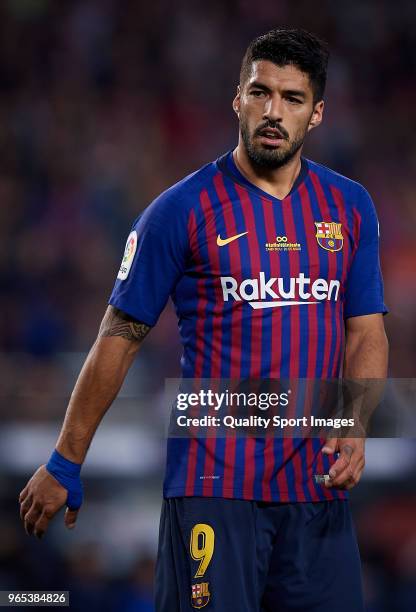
[19,28,388,611]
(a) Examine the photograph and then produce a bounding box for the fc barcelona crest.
[314,221,343,252]
[191,582,210,608]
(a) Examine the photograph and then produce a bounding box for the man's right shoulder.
[137,159,218,223]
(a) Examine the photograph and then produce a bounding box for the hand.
[18,465,79,539]
[322,438,366,490]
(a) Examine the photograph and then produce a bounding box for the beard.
[240,116,307,169]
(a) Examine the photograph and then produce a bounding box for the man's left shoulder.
[306,158,372,208]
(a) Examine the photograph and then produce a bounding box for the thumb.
[322,438,338,454]
[64,508,79,530]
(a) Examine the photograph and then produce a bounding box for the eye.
[286,96,302,104]
[250,90,266,98]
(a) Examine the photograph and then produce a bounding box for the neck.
[233,139,303,200]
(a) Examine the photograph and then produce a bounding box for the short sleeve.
[108,192,189,326]
[344,188,388,319]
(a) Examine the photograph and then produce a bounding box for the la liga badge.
[117,230,137,280]
[314,221,343,252]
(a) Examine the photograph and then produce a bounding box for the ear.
[307,100,324,132]
[232,85,241,117]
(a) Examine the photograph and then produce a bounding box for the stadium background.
[0,1,415,610]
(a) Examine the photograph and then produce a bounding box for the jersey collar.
[216,150,309,203]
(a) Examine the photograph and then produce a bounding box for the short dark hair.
[240,28,330,103]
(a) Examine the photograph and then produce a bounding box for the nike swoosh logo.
[217,231,248,247]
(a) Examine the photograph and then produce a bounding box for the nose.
[263,94,283,123]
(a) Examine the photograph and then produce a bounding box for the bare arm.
[323,313,389,489]
[19,306,151,537]
[56,306,151,463]
[343,313,388,379]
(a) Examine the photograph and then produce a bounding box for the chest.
[190,193,356,284]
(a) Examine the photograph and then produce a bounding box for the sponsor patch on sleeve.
[117,230,137,280]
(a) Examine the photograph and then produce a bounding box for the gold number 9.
[190,523,215,578]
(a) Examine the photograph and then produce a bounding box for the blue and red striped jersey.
[109,151,387,502]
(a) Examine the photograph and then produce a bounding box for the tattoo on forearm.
[99,306,151,342]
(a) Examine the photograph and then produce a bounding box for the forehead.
[246,60,312,94]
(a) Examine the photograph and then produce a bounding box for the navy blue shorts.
[155,497,364,612]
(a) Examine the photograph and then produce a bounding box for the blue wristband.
[46,449,83,511]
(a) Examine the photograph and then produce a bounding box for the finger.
[327,444,354,480]
[332,444,363,487]
[325,445,355,487]
[24,501,43,536]
[333,471,358,490]
[329,462,356,487]
[18,485,29,504]
[322,438,338,454]
[344,458,366,490]
[33,507,55,539]
[64,508,79,530]
[20,494,33,521]
[330,455,364,489]
[24,518,36,536]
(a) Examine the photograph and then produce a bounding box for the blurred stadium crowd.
[0,1,415,611]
